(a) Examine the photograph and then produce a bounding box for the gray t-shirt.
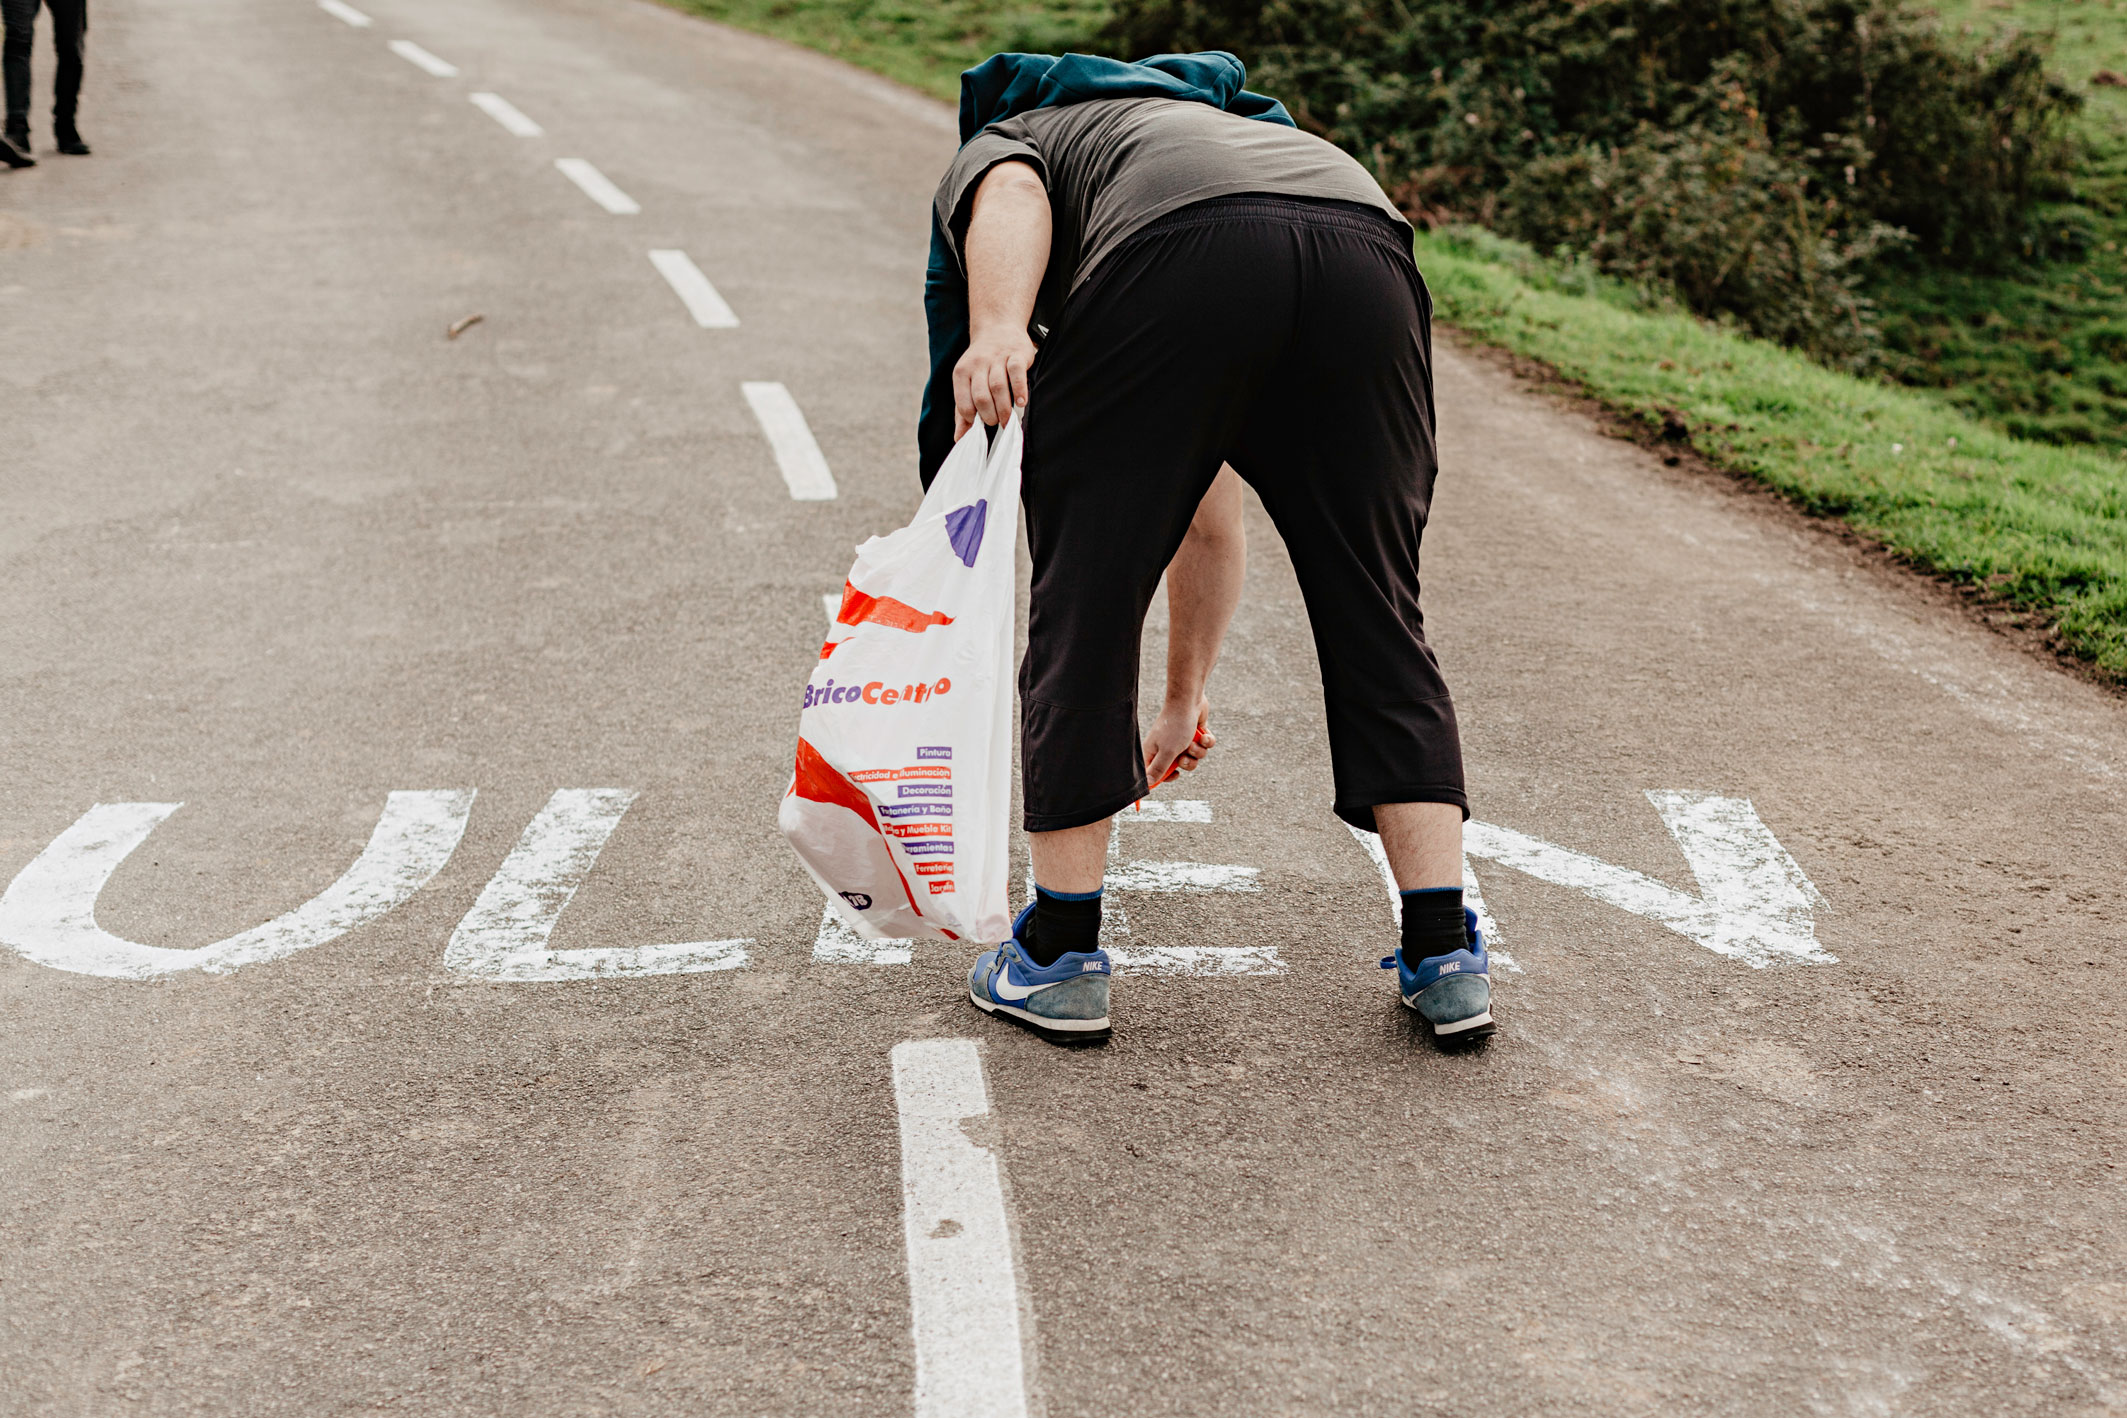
[934,97,1408,335]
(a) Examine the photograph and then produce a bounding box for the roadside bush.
[1503,68,1907,364]
[1103,0,2082,361]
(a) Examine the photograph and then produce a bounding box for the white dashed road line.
[648,249,740,328]
[741,382,838,500]
[891,1039,1035,1418]
[554,157,641,215]
[469,91,544,137]
[316,0,371,27]
[388,39,460,78]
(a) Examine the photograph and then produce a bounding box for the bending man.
[927,53,1491,1043]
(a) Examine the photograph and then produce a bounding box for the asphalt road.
[4,1,2126,1413]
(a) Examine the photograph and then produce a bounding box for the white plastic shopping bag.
[779,414,1021,945]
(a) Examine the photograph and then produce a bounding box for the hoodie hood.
[955,50,1290,142]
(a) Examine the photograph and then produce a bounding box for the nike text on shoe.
[1380,906,1494,1038]
[968,904,1111,1041]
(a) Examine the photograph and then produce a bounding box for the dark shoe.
[967,904,1112,1041]
[1380,906,1495,1038]
[0,133,32,168]
[55,130,89,156]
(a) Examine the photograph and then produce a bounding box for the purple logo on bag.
[916,746,952,760]
[898,784,952,799]
[945,500,987,569]
[879,803,953,819]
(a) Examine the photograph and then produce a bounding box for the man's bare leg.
[1375,801,1462,890]
[1027,818,1110,896]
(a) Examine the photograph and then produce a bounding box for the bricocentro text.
[803,676,952,710]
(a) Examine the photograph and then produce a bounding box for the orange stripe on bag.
[836,583,955,634]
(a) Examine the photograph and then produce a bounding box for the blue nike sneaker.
[1380,907,1494,1038]
[968,903,1112,1040]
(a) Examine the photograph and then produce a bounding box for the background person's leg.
[1,0,35,143]
[47,0,84,150]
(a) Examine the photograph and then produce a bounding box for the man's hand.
[956,159,1051,437]
[954,328,1036,438]
[1144,695,1215,787]
[1144,466,1244,789]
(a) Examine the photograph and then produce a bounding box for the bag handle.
[924,410,1021,512]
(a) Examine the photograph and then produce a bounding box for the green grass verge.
[660,0,1110,102]
[1422,227,2127,679]
[1874,1,2127,452]
[670,0,2127,681]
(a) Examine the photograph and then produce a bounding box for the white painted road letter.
[813,902,913,964]
[1464,790,1833,967]
[0,791,474,979]
[1104,804,1279,975]
[445,789,749,981]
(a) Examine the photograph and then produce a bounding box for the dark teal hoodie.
[918,51,1293,485]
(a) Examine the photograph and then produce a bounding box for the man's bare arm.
[1144,464,1246,783]
[955,159,1051,436]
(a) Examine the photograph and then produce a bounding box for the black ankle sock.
[1022,885,1102,967]
[1399,887,1467,963]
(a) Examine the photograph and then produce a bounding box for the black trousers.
[1018,194,1466,833]
[2,0,85,133]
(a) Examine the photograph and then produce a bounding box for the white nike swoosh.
[989,959,1054,1002]
[990,967,1041,1001]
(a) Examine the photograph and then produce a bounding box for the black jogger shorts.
[1018,194,1466,833]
